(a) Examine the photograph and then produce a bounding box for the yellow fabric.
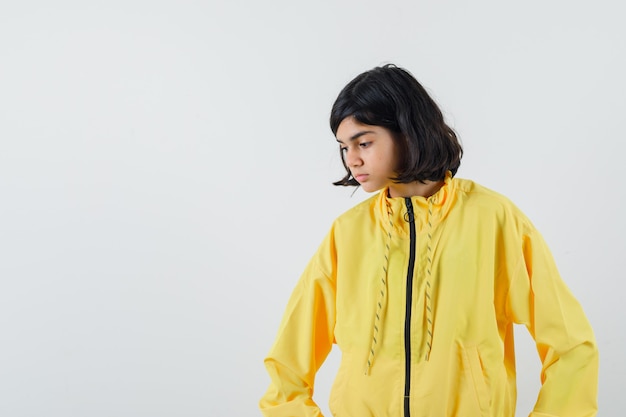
[260,176,598,417]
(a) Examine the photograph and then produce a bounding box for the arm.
[259,233,337,417]
[507,228,598,417]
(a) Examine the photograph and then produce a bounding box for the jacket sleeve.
[506,226,599,417]
[259,231,337,417]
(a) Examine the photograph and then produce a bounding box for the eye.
[339,145,347,153]
[359,141,371,148]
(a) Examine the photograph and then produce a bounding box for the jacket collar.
[378,171,457,236]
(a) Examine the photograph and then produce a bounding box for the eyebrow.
[335,130,376,144]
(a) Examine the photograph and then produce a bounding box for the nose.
[345,149,362,168]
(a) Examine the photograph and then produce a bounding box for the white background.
[1,1,624,416]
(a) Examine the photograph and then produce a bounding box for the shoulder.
[308,193,382,280]
[334,192,381,223]
[454,177,520,210]
[454,177,512,204]
[323,192,384,244]
[452,177,535,231]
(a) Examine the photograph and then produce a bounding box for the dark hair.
[330,64,462,186]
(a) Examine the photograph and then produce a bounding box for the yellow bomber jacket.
[260,175,598,417]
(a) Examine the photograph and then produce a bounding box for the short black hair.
[330,64,462,186]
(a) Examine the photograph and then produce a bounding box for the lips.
[354,174,369,182]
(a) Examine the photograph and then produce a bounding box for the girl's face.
[336,117,400,194]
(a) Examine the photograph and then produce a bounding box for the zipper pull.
[404,197,415,223]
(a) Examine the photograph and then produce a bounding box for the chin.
[360,184,382,193]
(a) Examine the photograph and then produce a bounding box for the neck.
[388,180,445,199]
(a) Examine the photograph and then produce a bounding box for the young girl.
[259,64,598,417]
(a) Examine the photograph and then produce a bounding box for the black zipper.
[403,197,417,417]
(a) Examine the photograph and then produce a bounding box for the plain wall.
[1,1,624,416]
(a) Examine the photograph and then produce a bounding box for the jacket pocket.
[462,346,491,416]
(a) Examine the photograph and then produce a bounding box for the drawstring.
[365,191,441,373]
[365,198,393,375]
[424,198,434,361]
